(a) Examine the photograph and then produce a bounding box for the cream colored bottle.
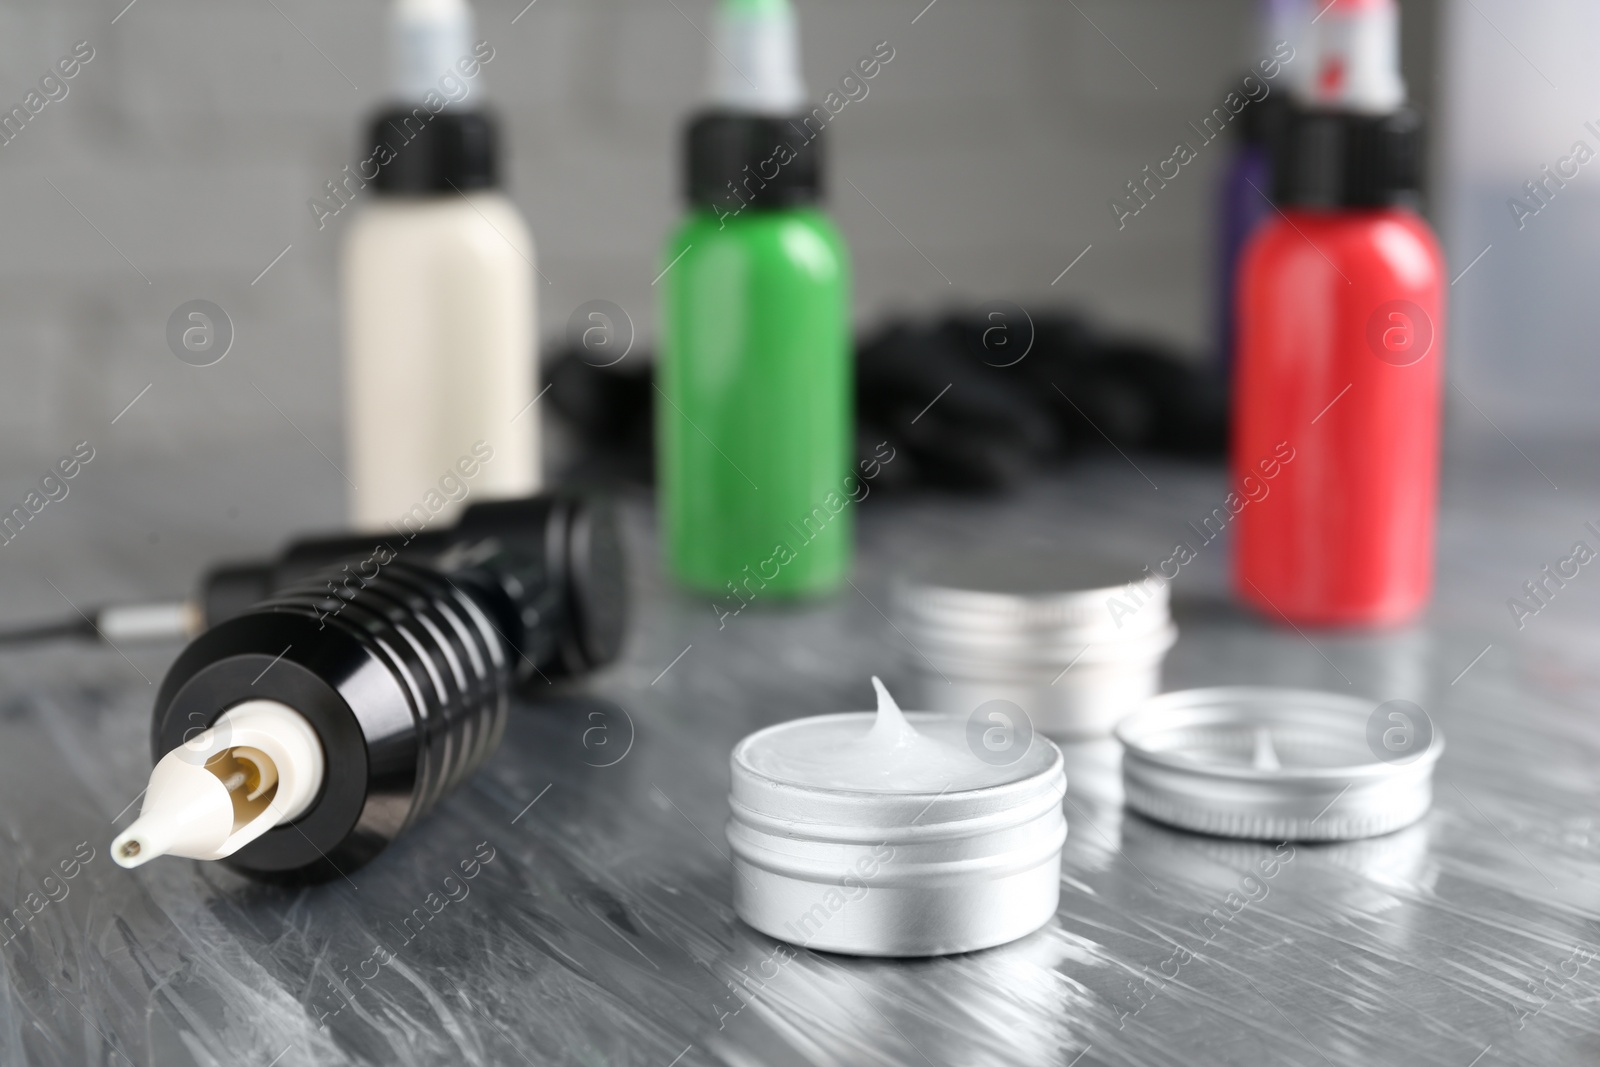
[344,0,538,531]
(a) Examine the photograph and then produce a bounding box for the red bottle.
[1232,1,1444,627]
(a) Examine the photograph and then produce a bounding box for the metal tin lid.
[1116,687,1443,842]
[892,550,1170,645]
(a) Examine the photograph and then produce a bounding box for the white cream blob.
[739,677,1051,793]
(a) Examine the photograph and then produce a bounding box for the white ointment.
[740,678,1050,793]
[727,678,1068,957]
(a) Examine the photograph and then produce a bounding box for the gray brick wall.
[0,0,1449,591]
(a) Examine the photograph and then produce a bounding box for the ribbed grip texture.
[259,561,509,832]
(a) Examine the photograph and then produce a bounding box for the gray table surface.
[2,436,1598,1067]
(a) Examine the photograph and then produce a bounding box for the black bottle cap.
[366,106,499,194]
[1273,105,1424,210]
[1235,89,1291,149]
[686,109,823,213]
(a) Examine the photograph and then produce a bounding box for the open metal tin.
[727,712,1067,957]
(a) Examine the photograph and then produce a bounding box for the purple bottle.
[1217,0,1307,372]
[1217,111,1276,371]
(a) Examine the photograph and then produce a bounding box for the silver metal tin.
[1116,687,1444,842]
[892,551,1176,739]
[727,712,1067,957]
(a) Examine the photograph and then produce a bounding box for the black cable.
[0,615,98,647]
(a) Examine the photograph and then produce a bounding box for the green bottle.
[657,0,852,600]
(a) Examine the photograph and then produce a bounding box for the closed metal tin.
[727,712,1067,957]
[1116,687,1444,842]
[892,551,1176,739]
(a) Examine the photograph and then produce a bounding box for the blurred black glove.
[545,307,1227,495]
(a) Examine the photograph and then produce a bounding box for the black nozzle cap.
[366,107,499,194]
[1235,89,1291,148]
[686,110,823,213]
[1273,106,1425,209]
